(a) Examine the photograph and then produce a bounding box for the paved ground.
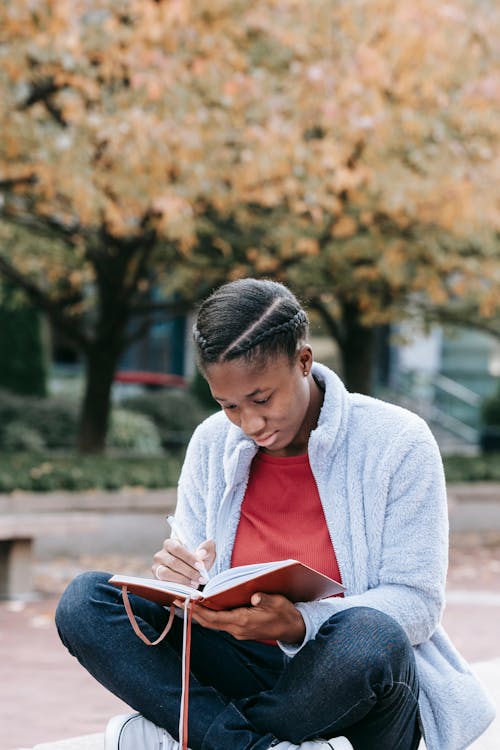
[1,531,500,750]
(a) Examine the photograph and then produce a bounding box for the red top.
[231,451,342,586]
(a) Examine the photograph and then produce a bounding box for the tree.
[176,0,500,391]
[0,0,499,450]
[0,1,216,452]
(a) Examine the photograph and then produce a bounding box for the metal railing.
[383,370,482,446]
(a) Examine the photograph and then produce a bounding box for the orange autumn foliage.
[0,0,498,414]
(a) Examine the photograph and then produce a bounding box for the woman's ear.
[297,345,313,376]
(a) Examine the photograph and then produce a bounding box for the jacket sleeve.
[171,422,211,552]
[279,419,449,654]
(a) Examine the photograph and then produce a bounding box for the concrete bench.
[0,513,101,600]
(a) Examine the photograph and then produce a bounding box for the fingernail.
[199,574,208,585]
[193,561,205,572]
[196,549,208,560]
[190,579,200,588]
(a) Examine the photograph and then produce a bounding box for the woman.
[56,278,495,750]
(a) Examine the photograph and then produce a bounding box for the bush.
[478,382,500,454]
[108,408,163,455]
[0,383,215,455]
[0,453,183,492]
[189,369,217,410]
[0,389,79,450]
[443,453,500,482]
[2,420,45,452]
[480,383,500,426]
[123,387,214,448]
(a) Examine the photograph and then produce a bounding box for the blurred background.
[0,1,499,747]
[0,0,499,478]
[1,0,500,472]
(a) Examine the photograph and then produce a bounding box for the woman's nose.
[240,410,265,437]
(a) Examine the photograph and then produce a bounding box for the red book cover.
[109,559,344,611]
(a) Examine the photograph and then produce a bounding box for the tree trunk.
[337,302,375,395]
[77,341,122,454]
[76,240,142,454]
[309,296,376,395]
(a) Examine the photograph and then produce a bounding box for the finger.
[163,539,201,571]
[250,592,282,608]
[154,564,167,580]
[190,606,222,630]
[190,603,229,628]
[192,547,213,585]
[153,552,197,582]
[192,603,252,629]
[151,561,200,587]
[153,543,205,585]
[195,539,216,570]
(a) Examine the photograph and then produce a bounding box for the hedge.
[122,387,214,449]
[0,382,215,454]
[0,453,184,493]
[443,453,500,483]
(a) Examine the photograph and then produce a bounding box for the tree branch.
[307,296,343,345]
[0,208,80,245]
[119,235,156,310]
[19,77,68,127]
[423,306,500,340]
[0,175,37,190]
[0,254,91,351]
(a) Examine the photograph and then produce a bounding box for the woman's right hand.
[152,538,216,588]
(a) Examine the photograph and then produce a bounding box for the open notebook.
[110,559,344,750]
[109,558,345,611]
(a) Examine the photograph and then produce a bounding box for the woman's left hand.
[184,593,306,643]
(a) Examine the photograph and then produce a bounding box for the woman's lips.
[254,431,278,448]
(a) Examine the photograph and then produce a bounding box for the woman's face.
[204,347,320,457]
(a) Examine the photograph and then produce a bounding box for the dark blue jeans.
[56,572,421,750]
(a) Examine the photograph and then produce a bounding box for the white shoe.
[104,713,189,749]
[271,738,354,750]
[303,739,354,750]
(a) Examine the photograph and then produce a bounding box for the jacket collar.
[221,362,349,483]
[308,362,349,458]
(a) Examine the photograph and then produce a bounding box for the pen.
[167,515,210,583]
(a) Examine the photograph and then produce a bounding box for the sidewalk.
[1,531,500,750]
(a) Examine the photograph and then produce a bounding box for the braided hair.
[193,279,309,370]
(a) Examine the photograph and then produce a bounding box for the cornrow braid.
[193,278,309,370]
[224,309,307,359]
[219,296,285,359]
[192,327,222,361]
[192,327,209,353]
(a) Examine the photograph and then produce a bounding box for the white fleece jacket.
[174,363,495,750]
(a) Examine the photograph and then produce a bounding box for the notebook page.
[203,559,296,596]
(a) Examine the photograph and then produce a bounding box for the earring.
[303,370,309,377]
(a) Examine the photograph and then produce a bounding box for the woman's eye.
[254,396,270,405]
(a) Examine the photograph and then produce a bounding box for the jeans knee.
[341,605,410,642]
[323,607,415,684]
[364,609,415,683]
[55,571,109,645]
